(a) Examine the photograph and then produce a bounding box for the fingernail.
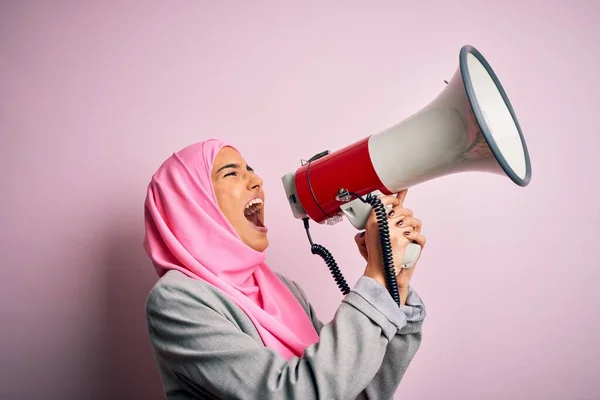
[388,210,395,217]
[397,219,403,226]
[404,231,410,235]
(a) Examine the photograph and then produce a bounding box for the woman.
[143,138,427,399]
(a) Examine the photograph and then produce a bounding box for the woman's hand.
[357,189,426,291]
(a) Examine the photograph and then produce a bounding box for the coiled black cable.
[303,218,351,295]
[312,244,351,295]
[361,193,400,306]
[302,191,401,307]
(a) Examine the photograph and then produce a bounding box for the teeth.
[245,198,263,209]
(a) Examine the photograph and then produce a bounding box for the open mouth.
[244,198,265,229]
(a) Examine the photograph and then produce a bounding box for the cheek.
[214,186,244,222]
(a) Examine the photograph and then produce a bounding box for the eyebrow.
[215,163,254,175]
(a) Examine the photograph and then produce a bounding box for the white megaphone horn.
[281,45,532,302]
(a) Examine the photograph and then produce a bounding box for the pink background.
[1,1,599,399]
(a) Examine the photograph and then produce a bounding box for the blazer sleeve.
[290,276,426,400]
[146,277,421,400]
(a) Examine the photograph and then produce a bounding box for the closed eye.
[218,163,254,178]
[225,166,254,178]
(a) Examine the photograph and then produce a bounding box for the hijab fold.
[143,139,320,359]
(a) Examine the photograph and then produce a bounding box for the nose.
[247,173,263,190]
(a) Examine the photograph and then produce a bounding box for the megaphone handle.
[403,243,422,269]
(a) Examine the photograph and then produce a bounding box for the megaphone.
[281,45,532,305]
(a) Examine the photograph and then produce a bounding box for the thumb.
[396,189,408,206]
[354,231,366,244]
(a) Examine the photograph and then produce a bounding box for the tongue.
[246,211,261,227]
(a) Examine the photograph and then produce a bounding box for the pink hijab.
[143,138,320,360]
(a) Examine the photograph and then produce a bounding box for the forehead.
[215,146,244,163]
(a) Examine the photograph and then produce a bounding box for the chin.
[249,236,269,252]
[240,228,269,252]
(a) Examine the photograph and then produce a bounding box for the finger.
[394,216,421,232]
[389,225,414,247]
[404,231,427,247]
[396,189,408,206]
[378,195,401,208]
[387,206,414,218]
[397,225,415,235]
[390,219,415,235]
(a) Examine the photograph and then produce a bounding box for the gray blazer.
[146,269,426,399]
